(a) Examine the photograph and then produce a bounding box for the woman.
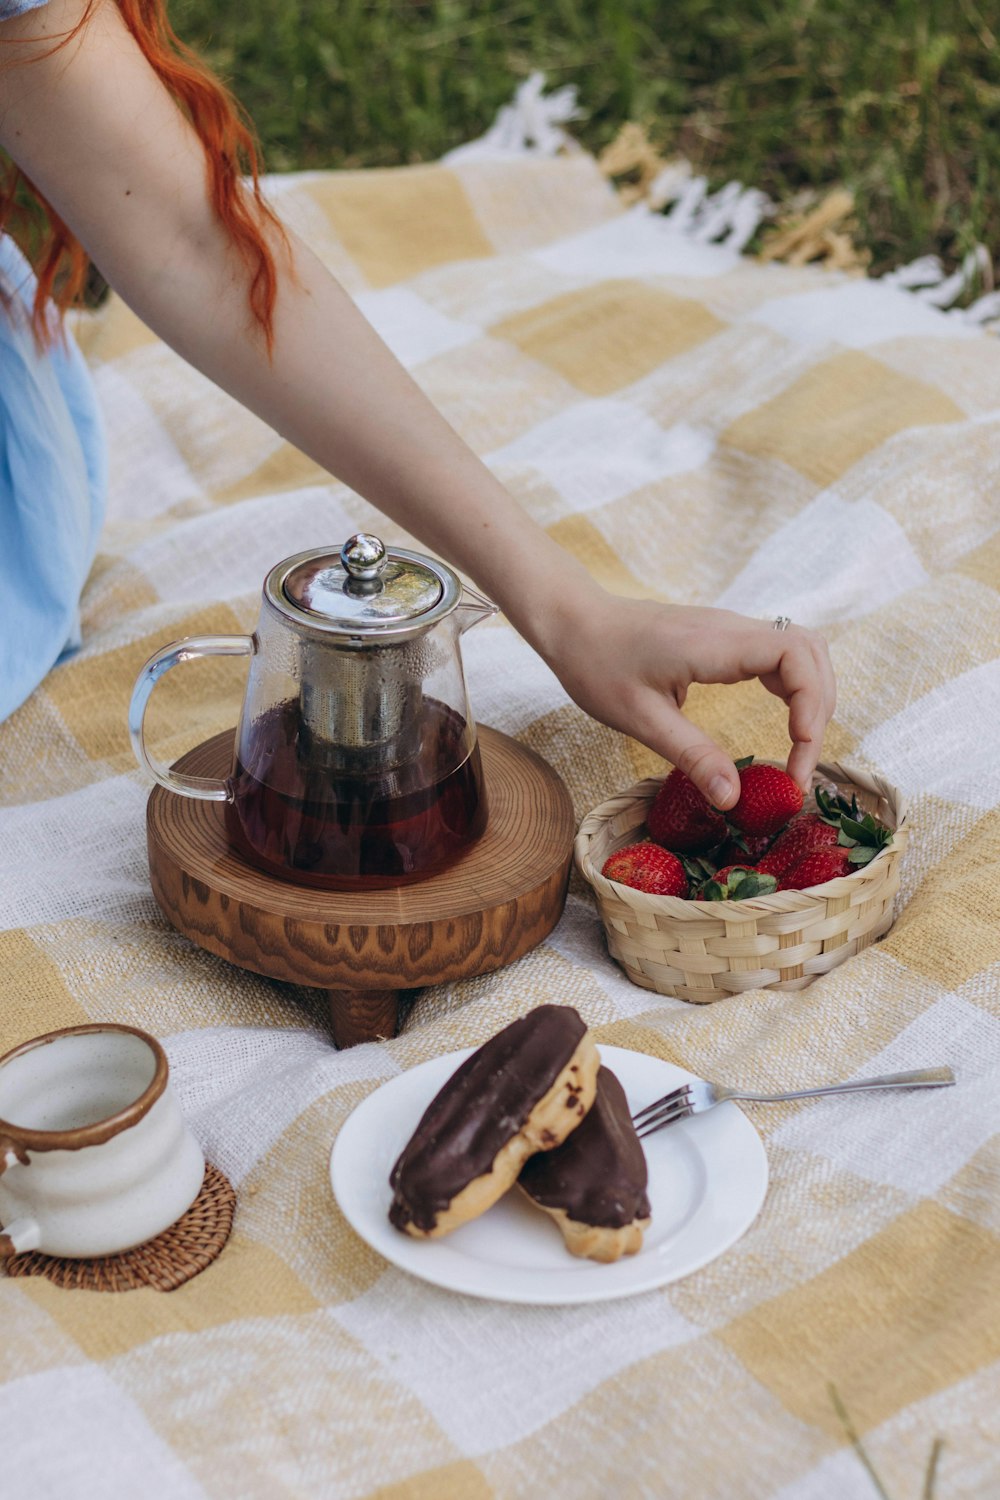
[0,0,835,810]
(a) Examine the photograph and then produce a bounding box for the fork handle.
[718,1067,955,1105]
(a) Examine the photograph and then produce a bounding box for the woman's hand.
[533,587,836,811]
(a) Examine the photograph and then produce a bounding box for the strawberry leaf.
[841,814,892,849]
[814,787,840,824]
[815,786,861,825]
[731,871,778,897]
[847,843,891,866]
[681,854,717,882]
[700,880,727,901]
[702,867,780,900]
[734,755,755,770]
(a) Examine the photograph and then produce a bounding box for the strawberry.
[602,843,688,897]
[778,848,853,890]
[762,788,894,878]
[646,768,727,854]
[696,865,778,901]
[728,759,803,838]
[757,816,842,877]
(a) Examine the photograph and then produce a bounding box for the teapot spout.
[455,585,499,635]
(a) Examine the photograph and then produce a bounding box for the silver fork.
[632,1066,956,1139]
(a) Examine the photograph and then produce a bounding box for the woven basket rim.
[574,758,907,916]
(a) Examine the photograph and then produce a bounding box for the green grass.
[173,0,1000,277]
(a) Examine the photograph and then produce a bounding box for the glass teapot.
[129,535,497,887]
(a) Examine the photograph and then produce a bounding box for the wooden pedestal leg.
[327,989,401,1048]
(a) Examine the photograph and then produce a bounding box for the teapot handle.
[128,635,254,801]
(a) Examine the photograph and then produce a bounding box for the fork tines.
[632,1084,693,1138]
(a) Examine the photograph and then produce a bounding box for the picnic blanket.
[2,141,999,1500]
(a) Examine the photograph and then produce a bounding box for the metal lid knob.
[274,538,451,635]
[341,533,387,584]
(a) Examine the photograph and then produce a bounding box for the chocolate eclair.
[389,1004,600,1239]
[518,1065,651,1262]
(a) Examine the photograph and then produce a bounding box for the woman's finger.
[812,632,838,723]
[749,630,833,786]
[786,735,823,789]
[630,691,741,809]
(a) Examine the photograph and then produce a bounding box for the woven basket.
[574,761,908,1002]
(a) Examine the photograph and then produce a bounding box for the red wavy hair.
[0,0,285,349]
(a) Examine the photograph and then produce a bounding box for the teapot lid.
[266,535,461,638]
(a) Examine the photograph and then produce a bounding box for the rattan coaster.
[3,1163,236,1293]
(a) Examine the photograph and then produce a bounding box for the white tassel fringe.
[449,76,997,330]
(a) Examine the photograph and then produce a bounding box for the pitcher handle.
[128,635,255,801]
[0,1217,40,1258]
[0,1139,28,1176]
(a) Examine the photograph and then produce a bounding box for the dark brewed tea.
[226,698,487,888]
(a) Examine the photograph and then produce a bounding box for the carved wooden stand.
[146,726,576,1047]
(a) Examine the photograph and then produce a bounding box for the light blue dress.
[0,227,107,723]
[2,0,107,723]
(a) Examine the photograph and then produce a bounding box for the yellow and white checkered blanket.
[2,149,999,1498]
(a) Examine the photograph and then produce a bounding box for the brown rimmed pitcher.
[0,1025,205,1260]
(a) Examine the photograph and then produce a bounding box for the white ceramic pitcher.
[0,1025,205,1260]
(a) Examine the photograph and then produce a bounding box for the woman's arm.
[0,0,835,808]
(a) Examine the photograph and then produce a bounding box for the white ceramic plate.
[329,1044,768,1305]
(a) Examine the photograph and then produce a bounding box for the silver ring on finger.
[772,615,792,631]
